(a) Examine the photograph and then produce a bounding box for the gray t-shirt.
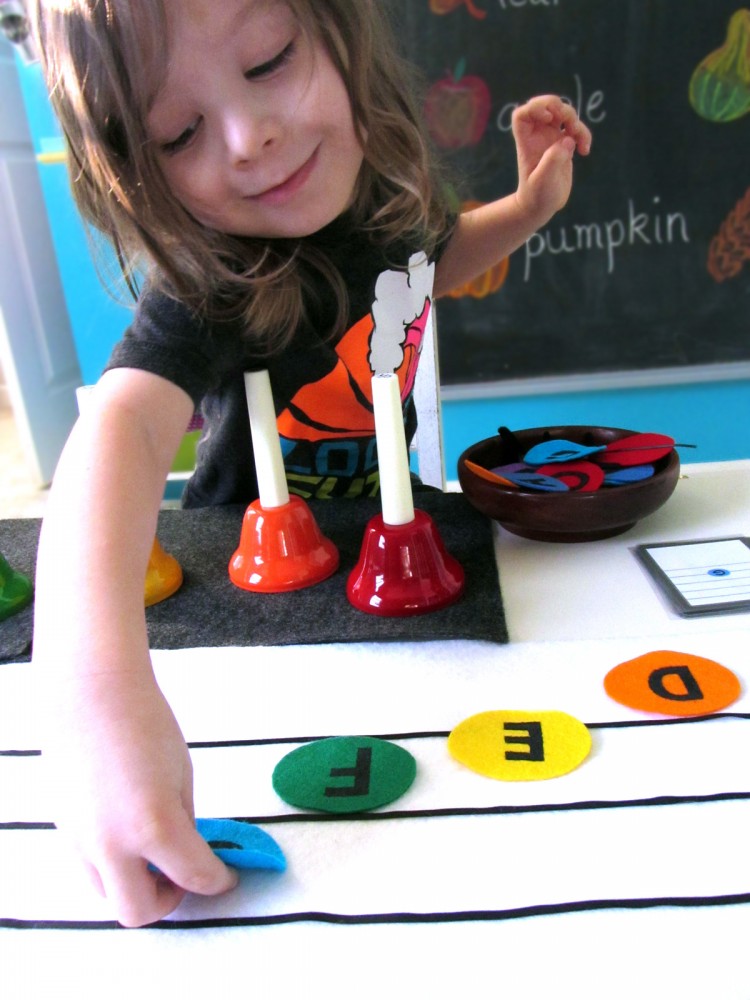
[107,218,449,507]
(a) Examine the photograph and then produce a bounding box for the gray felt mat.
[0,492,507,663]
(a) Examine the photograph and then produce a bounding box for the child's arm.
[33,368,238,927]
[434,95,592,296]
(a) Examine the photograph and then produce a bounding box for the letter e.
[503,721,545,761]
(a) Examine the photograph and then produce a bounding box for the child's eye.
[161,120,200,156]
[244,40,295,80]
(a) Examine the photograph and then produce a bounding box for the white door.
[0,41,80,488]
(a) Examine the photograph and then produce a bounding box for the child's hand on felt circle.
[45,671,239,927]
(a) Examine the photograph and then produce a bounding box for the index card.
[634,537,750,617]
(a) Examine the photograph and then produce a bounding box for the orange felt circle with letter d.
[604,649,741,716]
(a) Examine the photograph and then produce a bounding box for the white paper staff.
[243,370,289,510]
[372,372,415,526]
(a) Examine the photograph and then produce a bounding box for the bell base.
[229,496,339,593]
[347,510,465,617]
[0,555,33,622]
[144,538,184,607]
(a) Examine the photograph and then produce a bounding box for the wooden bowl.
[457,426,680,542]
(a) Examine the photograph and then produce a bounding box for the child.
[31,0,591,927]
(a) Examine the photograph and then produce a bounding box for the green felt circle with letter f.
[272,735,417,813]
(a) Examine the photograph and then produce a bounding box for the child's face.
[147,0,364,239]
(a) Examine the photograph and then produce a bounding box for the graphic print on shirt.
[278,252,435,499]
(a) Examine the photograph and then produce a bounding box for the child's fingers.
[560,109,592,155]
[92,812,239,927]
[513,96,592,154]
[555,135,577,159]
[81,857,106,897]
[145,812,240,901]
[514,94,571,121]
[536,136,576,181]
[97,855,189,928]
[512,94,560,129]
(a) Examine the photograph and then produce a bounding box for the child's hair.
[31,0,452,351]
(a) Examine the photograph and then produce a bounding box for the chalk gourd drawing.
[707,185,750,282]
[689,9,750,282]
[689,8,750,122]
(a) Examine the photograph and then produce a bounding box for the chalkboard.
[394,0,750,387]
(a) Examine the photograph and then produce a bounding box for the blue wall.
[15,58,134,386]
[441,377,749,478]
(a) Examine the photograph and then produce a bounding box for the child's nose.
[223,107,277,164]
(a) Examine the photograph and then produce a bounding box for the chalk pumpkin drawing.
[445,202,510,300]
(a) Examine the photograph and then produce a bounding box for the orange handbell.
[144,538,183,607]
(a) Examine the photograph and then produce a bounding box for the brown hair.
[31,0,452,351]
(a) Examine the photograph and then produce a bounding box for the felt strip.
[7,791,750,831]
[8,710,749,754]
[7,717,750,829]
[0,492,507,663]
[3,800,749,924]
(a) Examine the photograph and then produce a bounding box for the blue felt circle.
[195,818,286,871]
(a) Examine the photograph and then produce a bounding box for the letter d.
[648,665,704,702]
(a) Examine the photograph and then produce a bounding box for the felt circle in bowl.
[457,426,680,542]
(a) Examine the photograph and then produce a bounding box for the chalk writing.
[497,74,606,132]
[524,196,690,280]
[497,0,561,10]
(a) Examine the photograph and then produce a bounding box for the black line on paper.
[3,890,750,932]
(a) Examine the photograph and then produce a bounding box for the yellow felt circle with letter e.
[448,710,591,781]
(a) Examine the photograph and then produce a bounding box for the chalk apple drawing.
[424,58,491,149]
[429,0,487,19]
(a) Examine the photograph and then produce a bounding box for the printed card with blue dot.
[635,537,750,616]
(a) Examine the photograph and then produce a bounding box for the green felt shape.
[272,736,417,813]
[0,553,33,623]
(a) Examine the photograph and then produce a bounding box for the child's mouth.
[252,147,319,205]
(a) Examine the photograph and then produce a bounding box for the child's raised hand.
[511,95,592,225]
[46,670,239,927]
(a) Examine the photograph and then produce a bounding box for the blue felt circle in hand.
[196,818,286,871]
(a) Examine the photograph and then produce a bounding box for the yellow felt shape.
[448,710,591,781]
[604,649,741,716]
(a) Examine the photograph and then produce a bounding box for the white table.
[2,462,749,1000]
[498,460,750,642]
